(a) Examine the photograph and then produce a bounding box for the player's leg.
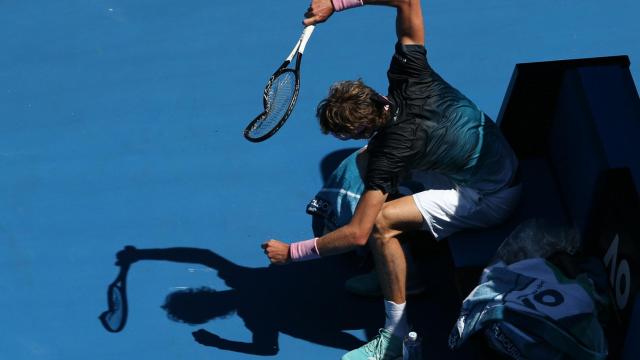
[370,196,425,304]
[342,195,424,360]
[343,156,430,297]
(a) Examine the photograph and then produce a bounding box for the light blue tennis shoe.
[342,328,403,360]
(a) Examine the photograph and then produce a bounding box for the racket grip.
[298,25,315,54]
[332,0,363,12]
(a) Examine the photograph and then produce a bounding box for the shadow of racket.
[99,259,131,333]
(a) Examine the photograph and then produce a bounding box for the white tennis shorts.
[408,171,521,240]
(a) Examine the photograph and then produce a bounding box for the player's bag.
[449,221,610,360]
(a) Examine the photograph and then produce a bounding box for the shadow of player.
[116,246,381,356]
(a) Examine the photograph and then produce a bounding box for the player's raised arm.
[303,0,424,45]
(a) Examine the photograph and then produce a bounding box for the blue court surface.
[1,1,639,359]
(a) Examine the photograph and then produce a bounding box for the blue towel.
[307,149,364,234]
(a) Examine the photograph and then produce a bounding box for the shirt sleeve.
[388,42,430,80]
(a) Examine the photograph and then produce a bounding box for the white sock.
[384,300,409,338]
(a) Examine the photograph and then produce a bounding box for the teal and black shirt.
[365,43,518,194]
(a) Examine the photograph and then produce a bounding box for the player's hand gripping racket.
[99,247,134,333]
[244,25,315,142]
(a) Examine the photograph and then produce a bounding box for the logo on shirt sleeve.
[393,53,408,63]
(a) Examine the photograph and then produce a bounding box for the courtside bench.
[447,56,640,359]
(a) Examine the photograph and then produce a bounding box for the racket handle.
[298,25,315,54]
[285,25,316,62]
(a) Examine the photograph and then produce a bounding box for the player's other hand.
[261,239,291,265]
[304,0,334,26]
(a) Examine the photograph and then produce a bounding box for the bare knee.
[371,204,402,246]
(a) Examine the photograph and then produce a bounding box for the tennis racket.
[244,25,315,142]
[99,261,131,333]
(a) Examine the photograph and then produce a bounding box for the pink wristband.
[331,0,364,12]
[290,238,321,262]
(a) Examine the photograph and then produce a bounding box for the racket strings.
[250,71,297,136]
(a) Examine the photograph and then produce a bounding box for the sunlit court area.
[1,1,639,359]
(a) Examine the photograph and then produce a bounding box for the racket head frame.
[244,59,301,142]
[244,26,314,142]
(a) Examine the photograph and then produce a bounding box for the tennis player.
[262,0,521,358]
